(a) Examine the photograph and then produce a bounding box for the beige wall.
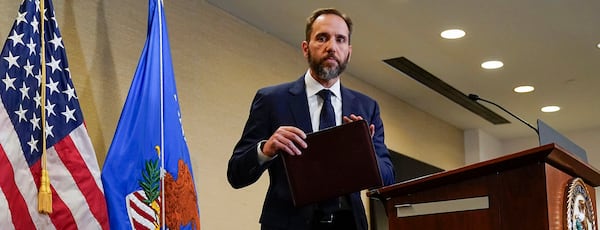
[0,0,464,229]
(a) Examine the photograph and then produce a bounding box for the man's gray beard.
[308,52,349,81]
[316,66,340,81]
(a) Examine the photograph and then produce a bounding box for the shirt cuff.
[257,140,277,165]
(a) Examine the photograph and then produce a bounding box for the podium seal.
[566,177,597,230]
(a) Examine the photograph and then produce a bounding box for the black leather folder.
[281,120,383,207]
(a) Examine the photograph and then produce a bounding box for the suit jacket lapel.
[288,77,313,133]
[341,85,357,117]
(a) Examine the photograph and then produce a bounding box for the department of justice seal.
[566,178,597,230]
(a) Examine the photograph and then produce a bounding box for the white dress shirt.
[304,70,342,132]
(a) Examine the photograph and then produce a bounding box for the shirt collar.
[304,70,341,98]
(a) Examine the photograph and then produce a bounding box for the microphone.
[468,94,539,135]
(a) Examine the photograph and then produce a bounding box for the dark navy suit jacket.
[228,76,395,230]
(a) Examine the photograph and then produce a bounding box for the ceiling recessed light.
[440,29,465,39]
[597,42,600,49]
[541,106,560,113]
[481,60,504,69]
[514,86,534,93]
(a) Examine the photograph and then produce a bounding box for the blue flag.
[101,0,200,229]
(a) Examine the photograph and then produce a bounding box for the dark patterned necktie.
[317,89,336,130]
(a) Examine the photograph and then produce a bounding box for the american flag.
[0,0,109,229]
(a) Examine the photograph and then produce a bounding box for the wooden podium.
[368,144,600,229]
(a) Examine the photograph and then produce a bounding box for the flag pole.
[158,0,166,229]
[38,0,53,214]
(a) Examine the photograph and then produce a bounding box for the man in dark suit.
[227,8,395,230]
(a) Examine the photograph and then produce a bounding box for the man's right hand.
[262,126,307,157]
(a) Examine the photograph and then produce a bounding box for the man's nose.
[325,40,337,53]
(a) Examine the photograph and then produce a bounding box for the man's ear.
[347,44,352,62]
[301,41,309,58]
